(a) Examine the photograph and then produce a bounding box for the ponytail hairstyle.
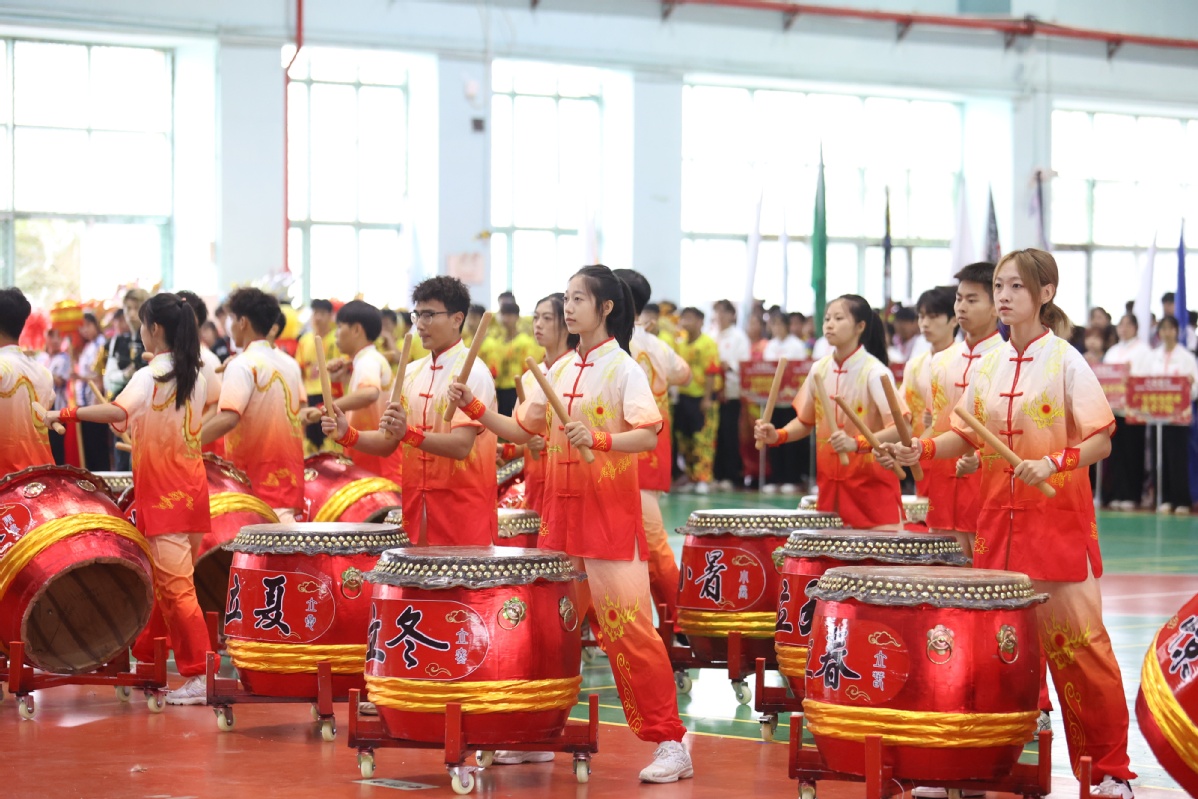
[536,292,580,352]
[832,293,889,366]
[571,264,636,354]
[995,249,1072,339]
[139,293,202,410]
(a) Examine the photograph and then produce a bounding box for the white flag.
[740,189,763,331]
[949,175,976,278]
[1134,235,1157,344]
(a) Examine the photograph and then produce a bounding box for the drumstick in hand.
[881,375,924,482]
[756,358,788,452]
[88,379,106,404]
[810,376,850,466]
[383,333,413,440]
[32,402,65,434]
[834,395,907,480]
[524,356,594,464]
[954,408,1056,498]
[444,312,492,422]
[116,441,132,453]
[314,335,337,413]
[513,374,539,461]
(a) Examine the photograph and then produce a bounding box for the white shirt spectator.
[716,325,751,400]
[763,334,810,362]
[1103,337,1153,377]
[1145,344,1198,402]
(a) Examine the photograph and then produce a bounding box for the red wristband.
[920,438,937,461]
[855,435,871,453]
[401,427,426,449]
[771,428,790,447]
[58,407,78,423]
[463,397,486,421]
[1049,448,1080,472]
[591,431,612,452]
[501,442,517,460]
[336,426,360,449]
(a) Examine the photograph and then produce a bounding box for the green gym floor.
[1,492,1193,798]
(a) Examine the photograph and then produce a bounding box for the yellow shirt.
[295,331,340,397]
[676,333,721,399]
[376,334,428,365]
[484,331,538,390]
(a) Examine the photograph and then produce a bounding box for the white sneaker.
[638,740,693,783]
[693,482,710,495]
[1175,505,1191,515]
[1157,503,1173,515]
[1037,710,1051,734]
[779,483,798,495]
[165,675,206,706]
[493,751,554,765]
[715,480,734,492]
[1092,776,1134,798]
[761,484,779,495]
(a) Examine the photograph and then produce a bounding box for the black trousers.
[1161,423,1192,508]
[80,421,112,472]
[1108,416,1145,504]
[305,393,326,450]
[767,407,809,487]
[49,430,66,465]
[714,399,743,483]
[497,388,518,418]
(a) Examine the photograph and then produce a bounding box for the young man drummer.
[0,288,56,476]
[323,276,497,546]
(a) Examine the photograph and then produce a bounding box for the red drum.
[498,480,526,510]
[0,465,153,674]
[363,546,583,744]
[302,453,402,524]
[805,566,1045,781]
[1135,591,1198,796]
[675,509,841,665]
[93,471,133,496]
[223,522,409,698]
[800,493,928,524]
[496,457,524,500]
[497,508,540,549]
[774,530,967,690]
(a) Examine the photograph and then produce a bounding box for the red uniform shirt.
[346,346,402,483]
[631,327,691,492]
[516,351,574,517]
[516,339,662,560]
[0,345,54,476]
[112,353,211,535]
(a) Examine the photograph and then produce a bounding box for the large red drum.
[302,453,402,523]
[675,509,841,667]
[363,546,583,744]
[774,530,967,690]
[1135,591,1198,796]
[496,508,540,549]
[0,465,153,674]
[804,566,1045,781]
[223,522,409,698]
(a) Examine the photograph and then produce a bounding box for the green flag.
[811,149,827,325]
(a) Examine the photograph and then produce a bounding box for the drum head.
[497,508,541,539]
[367,545,581,589]
[776,529,968,567]
[228,522,408,555]
[811,565,1047,610]
[678,508,843,537]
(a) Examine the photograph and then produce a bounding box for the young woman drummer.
[49,293,213,706]
[754,294,906,528]
[443,265,693,784]
[889,249,1136,798]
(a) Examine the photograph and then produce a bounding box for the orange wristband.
[501,442,517,460]
[920,438,937,461]
[58,407,78,423]
[1049,448,1080,472]
[855,435,871,453]
[336,426,360,449]
[463,397,486,421]
[771,428,789,447]
[591,431,612,452]
[401,428,425,449]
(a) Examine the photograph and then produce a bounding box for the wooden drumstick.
[513,374,539,461]
[314,335,337,413]
[834,395,907,480]
[383,333,413,440]
[32,402,65,435]
[756,358,788,452]
[443,312,492,422]
[116,441,132,453]
[881,375,924,482]
[524,355,595,464]
[88,379,106,404]
[954,408,1056,498]
[810,375,850,466]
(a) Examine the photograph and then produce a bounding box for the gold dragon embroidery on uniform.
[153,490,194,511]
[1042,614,1092,670]
[1023,390,1064,429]
[597,593,639,642]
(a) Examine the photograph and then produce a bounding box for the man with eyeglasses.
[329,277,498,546]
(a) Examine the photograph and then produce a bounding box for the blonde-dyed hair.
[994,248,1072,338]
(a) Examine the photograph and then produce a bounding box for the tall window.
[1051,108,1198,322]
[490,60,606,307]
[288,47,411,305]
[5,40,172,308]
[681,85,961,312]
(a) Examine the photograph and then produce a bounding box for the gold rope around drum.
[676,610,776,638]
[803,699,1038,748]
[1141,640,1198,767]
[226,639,366,674]
[0,513,150,602]
[209,492,279,522]
[365,674,582,714]
[311,477,401,523]
[775,643,809,679]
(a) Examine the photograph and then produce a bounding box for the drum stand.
[0,636,170,719]
[657,604,775,714]
[203,651,341,741]
[347,689,600,794]
[788,713,1053,799]
[754,656,799,742]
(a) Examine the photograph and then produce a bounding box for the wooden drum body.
[223,522,409,698]
[774,530,967,692]
[0,465,153,674]
[1136,591,1198,796]
[804,566,1045,782]
[302,453,402,523]
[364,546,583,745]
[675,510,841,665]
[496,508,540,549]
